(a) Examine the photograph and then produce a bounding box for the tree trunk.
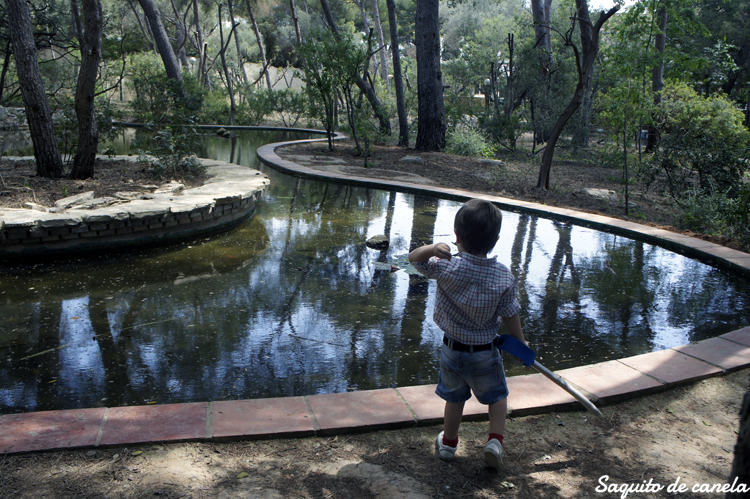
[127,0,155,54]
[70,0,83,40]
[244,0,273,89]
[371,0,389,90]
[530,0,552,60]
[137,0,183,85]
[320,0,391,135]
[70,0,103,180]
[646,5,667,152]
[290,0,303,47]
[387,0,408,146]
[192,0,210,88]
[218,5,237,125]
[6,0,63,178]
[575,0,595,148]
[0,41,12,102]
[169,0,190,68]
[227,0,248,84]
[414,0,445,151]
[530,0,553,144]
[536,3,619,189]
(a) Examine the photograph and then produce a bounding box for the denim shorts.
[435,343,509,405]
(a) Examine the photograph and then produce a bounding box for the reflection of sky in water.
[1,130,749,413]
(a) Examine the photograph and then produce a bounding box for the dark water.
[1,129,749,414]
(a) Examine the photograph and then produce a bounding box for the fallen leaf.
[131,450,143,456]
[236,472,249,479]
[703,420,713,426]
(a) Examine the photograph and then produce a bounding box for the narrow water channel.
[1,128,749,414]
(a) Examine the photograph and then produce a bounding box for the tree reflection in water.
[1,130,749,414]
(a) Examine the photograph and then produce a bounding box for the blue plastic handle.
[494,334,536,366]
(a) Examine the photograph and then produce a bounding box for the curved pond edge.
[257,136,750,279]
[0,156,270,260]
[1,129,749,453]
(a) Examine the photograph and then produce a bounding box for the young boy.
[408,198,527,470]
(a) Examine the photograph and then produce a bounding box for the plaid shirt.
[412,252,521,345]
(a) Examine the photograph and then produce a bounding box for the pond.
[1,128,749,414]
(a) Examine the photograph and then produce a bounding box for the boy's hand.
[408,242,452,263]
[432,242,452,260]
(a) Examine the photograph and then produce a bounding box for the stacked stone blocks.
[0,161,269,259]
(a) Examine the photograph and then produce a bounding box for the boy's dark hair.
[454,199,502,255]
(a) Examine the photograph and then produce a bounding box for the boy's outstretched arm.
[408,243,452,263]
[502,313,527,346]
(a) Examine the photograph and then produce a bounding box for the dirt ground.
[0,158,204,210]
[1,144,749,497]
[1,369,747,498]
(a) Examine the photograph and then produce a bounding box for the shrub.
[677,186,750,249]
[446,125,497,158]
[126,53,204,178]
[198,90,231,125]
[642,81,750,198]
[133,127,206,179]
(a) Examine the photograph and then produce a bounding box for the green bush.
[127,53,203,126]
[133,127,206,179]
[126,54,204,178]
[446,125,497,158]
[198,90,231,125]
[272,88,308,127]
[677,186,750,249]
[641,81,750,197]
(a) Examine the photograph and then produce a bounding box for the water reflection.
[1,129,749,413]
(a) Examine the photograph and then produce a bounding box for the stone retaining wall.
[0,157,270,260]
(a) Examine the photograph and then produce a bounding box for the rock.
[399,155,424,166]
[114,192,145,200]
[67,197,119,210]
[479,158,505,167]
[54,191,95,209]
[154,181,184,195]
[584,188,619,201]
[366,235,390,250]
[24,202,49,212]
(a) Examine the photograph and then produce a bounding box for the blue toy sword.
[494,335,603,417]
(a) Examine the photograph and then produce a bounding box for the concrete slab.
[395,384,487,423]
[557,360,664,403]
[674,337,750,371]
[0,408,106,453]
[507,373,578,415]
[307,389,415,434]
[619,349,722,384]
[720,327,750,347]
[395,384,442,422]
[212,397,314,438]
[99,402,208,446]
